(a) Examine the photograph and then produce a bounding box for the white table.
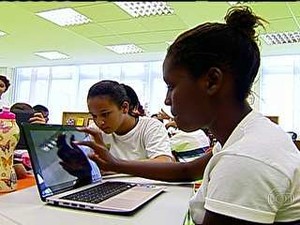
[0,176,193,225]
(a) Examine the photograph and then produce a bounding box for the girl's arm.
[75,127,212,182]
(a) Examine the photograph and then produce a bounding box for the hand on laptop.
[56,133,92,187]
[73,127,120,173]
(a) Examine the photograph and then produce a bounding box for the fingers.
[73,140,106,156]
[88,153,106,167]
[29,112,46,124]
[70,134,78,149]
[57,133,67,147]
[76,126,103,144]
[29,117,46,124]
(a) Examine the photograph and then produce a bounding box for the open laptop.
[22,123,165,213]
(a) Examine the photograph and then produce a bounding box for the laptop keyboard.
[61,181,136,204]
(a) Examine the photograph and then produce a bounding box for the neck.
[115,116,138,135]
[209,102,252,146]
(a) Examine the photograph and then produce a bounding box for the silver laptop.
[22,123,165,213]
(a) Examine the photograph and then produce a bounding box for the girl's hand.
[28,112,47,124]
[74,127,119,173]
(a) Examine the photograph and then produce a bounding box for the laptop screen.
[22,124,100,200]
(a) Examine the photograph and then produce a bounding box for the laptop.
[22,123,165,213]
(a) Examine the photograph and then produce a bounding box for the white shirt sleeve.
[203,155,290,223]
[143,119,173,159]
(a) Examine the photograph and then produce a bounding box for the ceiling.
[1,1,300,68]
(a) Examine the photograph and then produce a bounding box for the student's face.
[87,96,126,134]
[0,80,7,95]
[163,58,213,132]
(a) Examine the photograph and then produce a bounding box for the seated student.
[57,81,174,181]
[151,111,211,161]
[10,103,47,149]
[86,80,173,162]
[73,6,300,224]
[33,104,49,123]
[0,75,10,109]
[10,103,47,175]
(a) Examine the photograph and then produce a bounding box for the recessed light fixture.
[114,2,174,18]
[261,31,300,45]
[34,51,70,60]
[36,8,91,26]
[228,1,245,5]
[0,31,7,37]
[106,44,144,54]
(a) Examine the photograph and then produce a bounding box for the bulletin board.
[62,112,93,127]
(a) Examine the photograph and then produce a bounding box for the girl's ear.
[205,67,224,96]
[121,101,130,114]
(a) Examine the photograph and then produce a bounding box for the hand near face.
[56,133,92,187]
[73,127,119,173]
[158,108,173,121]
[165,120,177,129]
[28,112,47,124]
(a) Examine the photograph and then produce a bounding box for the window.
[260,55,300,135]
[13,56,300,138]
[13,61,167,124]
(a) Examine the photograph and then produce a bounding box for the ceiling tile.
[267,18,299,33]
[99,19,148,35]
[13,2,102,12]
[118,30,183,45]
[67,23,111,38]
[286,2,300,17]
[91,35,128,46]
[170,2,229,27]
[139,43,169,52]
[75,3,131,23]
[1,1,300,67]
[135,14,189,31]
[249,2,292,20]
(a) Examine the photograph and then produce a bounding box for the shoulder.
[202,155,292,223]
[138,116,165,128]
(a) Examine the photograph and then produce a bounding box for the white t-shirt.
[189,110,300,224]
[91,116,172,160]
[170,129,210,151]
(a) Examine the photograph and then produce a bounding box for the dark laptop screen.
[22,124,92,200]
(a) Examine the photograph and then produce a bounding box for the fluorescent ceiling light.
[36,8,91,26]
[261,31,300,45]
[114,2,174,17]
[228,1,244,5]
[106,44,144,54]
[34,51,70,60]
[0,31,7,36]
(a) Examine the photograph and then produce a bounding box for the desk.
[0,176,193,225]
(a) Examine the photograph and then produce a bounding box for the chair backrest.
[172,146,210,162]
[170,129,211,162]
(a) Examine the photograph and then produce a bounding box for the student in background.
[0,75,10,109]
[10,102,47,177]
[86,80,173,162]
[76,6,300,224]
[57,80,174,181]
[120,84,146,117]
[33,104,49,123]
[10,103,47,124]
